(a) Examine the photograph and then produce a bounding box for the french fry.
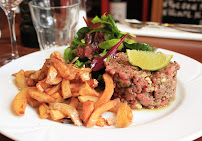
[66,67,78,80]
[49,110,66,121]
[108,102,123,113]
[26,78,35,87]
[15,70,28,90]
[106,117,115,126]
[61,79,72,99]
[79,82,99,97]
[87,79,98,88]
[71,92,80,97]
[39,103,49,119]
[12,48,135,128]
[70,82,84,93]
[13,88,28,116]
[79,69,91,82]
[41,59,51,75]
[36,80,51,93]
[12,70,35,77]
[95,73,114,109]
[26,93,40,108]
[45,65,58,84]
[51,76,62,85]
[81,100,94,124]
[96,117,105,127]
[51,92,64,103]
[30,70,45,81]
[78,96,99,103]
[116,102,133,128]
[52,103,82,126]
[50,58,70,78]
[50,51,65,63]
[28,87,56,103]
[45,83,61,95]
[86,98,120,128]
[69,97,79,109]
[24,70,36,78]
[77,102,83,110]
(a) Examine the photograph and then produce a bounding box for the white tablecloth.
[116,22,202,41]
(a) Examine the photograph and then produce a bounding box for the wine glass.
[0,0,22,66]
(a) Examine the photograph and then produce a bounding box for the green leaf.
[74,60,84,68]
[129,33,136,38]
[106,55,111,61]
[121,32,136,38]
[81,38,85,44]
[71,27,92,49]
[64,48,76,61]
[99,49,108,57]
[104,31,115,40]
[107,14,120,34]
[98,39,123,50]
[101,13,108,21]
[88,28,103,34]
[91,16,102,24]
[124,38,136,44]
[125,42,152,51]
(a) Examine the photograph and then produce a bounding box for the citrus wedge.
[126,49,173,71]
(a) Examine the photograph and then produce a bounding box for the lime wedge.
[126,49,173,71]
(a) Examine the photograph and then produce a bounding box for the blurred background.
[0,0,201,49]
[87,0,202,24]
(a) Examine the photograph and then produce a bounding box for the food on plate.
[28,87,56,103]
[106,117,115,126]
[86,98,120,127]
[94,73,114,109]
[12,14,180,128]
[52,103,82,126]
[12,51,129,128]
[63,13,180,109]
[105,52,180,109]
[96,117,106,127]
[78,95,99,103]
[15,70,28,90]
[126,49,173,71]
[81,100,95,124]
[116,102,133,128]
[13,88,28,116]
[39,103,49,119]
[64,14,152,69]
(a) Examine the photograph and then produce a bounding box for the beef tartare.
[105,52,180,109]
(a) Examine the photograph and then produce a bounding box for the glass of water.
[29,0,80,50]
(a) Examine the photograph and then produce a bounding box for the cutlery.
[118,19,202,33]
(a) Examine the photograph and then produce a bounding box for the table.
[0,11,201,141]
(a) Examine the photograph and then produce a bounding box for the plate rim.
[0,47,201,141]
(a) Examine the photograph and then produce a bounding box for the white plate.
[0,47,201,141]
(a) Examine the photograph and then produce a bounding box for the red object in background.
[142,0,149,21]
[101,0,109,15]
[83,16,89,27]
[61,0,70,14]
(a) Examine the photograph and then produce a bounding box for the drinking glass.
[0,0,22,66]
[75,0,87,31]
[29,0,80,50]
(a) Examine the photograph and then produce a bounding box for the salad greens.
[125,42,152,51]
[64,13,153,68]
[98,39,124,50]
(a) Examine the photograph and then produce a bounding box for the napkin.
[116,20,202,41]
